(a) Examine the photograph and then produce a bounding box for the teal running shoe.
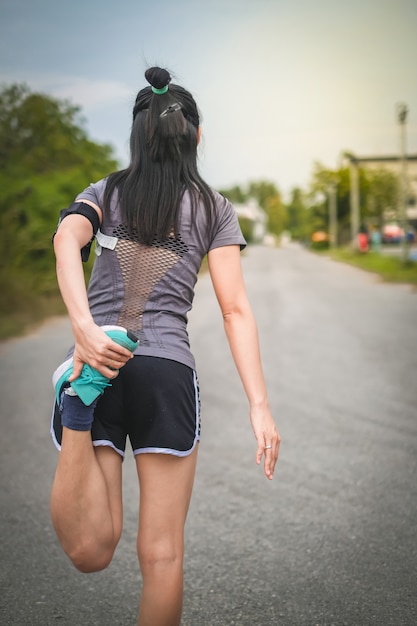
[53,325,138,406]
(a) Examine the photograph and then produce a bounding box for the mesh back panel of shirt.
[113,224,188,341]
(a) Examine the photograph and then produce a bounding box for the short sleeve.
[209,197,247,251]
[75,179,106,207]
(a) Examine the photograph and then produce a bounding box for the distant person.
[370,228,382,252]
[50,66,280,626]
[358,225,369,253]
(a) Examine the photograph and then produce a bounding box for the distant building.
[234,199,267,242]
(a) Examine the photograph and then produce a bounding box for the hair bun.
[145,67,171,90]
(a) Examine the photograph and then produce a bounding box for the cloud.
[0,70,133,112]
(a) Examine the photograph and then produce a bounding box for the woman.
[50,66,280,626]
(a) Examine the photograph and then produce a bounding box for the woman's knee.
[65,523,122,573]
[137,537,184,574]
[67,538,119,573]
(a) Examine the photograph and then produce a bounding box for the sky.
[0,0,416,197]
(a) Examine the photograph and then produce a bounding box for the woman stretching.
[50,66,280,626]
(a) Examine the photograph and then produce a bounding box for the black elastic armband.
[52,202,100,262]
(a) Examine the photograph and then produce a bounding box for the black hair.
[104,67,214,244]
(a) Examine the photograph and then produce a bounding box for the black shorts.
[51,356,201,458]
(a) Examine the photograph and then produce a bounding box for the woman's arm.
[53,203,133,382]
[207,245,280,479]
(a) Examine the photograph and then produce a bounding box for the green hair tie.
[151,85,169,95]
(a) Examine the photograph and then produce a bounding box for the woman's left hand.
[250,405,281,480]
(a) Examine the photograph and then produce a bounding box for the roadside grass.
[0,291,67,341]
[0,269,70,341]
[319,246,417,285]
[0,256,95,341]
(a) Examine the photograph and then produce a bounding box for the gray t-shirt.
[76,179,246,370]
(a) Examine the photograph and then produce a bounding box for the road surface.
[1,244,416,625]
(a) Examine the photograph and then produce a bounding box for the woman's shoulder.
[211,189,237,220]
[76,177,108,204]
[211,188,229,205]
[90,177,110,198]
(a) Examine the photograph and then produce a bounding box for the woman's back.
[81,180,245,370]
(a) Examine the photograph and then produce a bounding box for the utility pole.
[397,103,409,263]
[328,182,337,247]
[349,158,360,248]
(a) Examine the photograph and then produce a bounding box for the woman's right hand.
[69,322,134,382]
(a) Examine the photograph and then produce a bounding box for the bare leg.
[50,428,123,573]
[136,447,198,626]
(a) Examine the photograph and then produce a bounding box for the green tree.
[308,161,400,245]
[220,179,286,238]
[265,194,286,236]
[247,180,278,210]
[247,180,286,237]
[309,162,359,244]
[218,184,247,204]
[0,83,118,336]
[363,168,399,228]
[285,187,310,240]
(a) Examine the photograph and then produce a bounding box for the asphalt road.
[1,244,416,626]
